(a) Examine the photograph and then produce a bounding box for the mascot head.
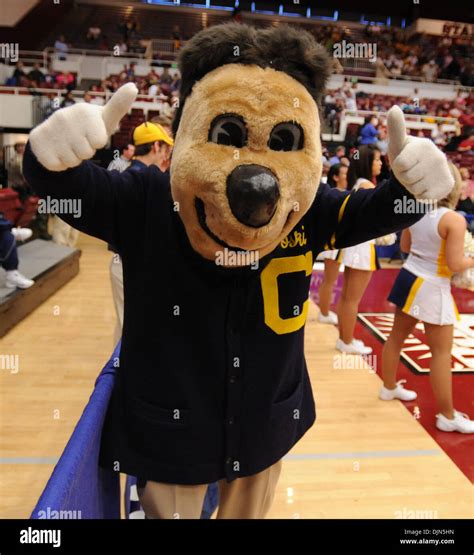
[170,23,332,262]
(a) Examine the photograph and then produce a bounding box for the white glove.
[375,233,397,246]
[387,105,454,202]
[29,83,138,172]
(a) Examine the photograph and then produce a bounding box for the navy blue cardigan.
[24,143,422,484]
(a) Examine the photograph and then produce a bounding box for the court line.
[1,450,442,464]
[284,449,442,461]
[0,457,59,464]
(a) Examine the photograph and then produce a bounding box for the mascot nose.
[226,164,280,228]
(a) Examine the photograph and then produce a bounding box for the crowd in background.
[320,142,474,219]
[364,23,472,85]
[323,81,474,153]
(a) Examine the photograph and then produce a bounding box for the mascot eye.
[268,122,304,151]
[208,115,247,147]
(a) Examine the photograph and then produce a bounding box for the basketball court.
[1,236,471,519]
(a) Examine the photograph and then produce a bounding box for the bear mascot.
[24,23,454,519]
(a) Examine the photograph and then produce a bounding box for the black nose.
[226,164,280,228]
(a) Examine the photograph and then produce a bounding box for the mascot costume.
[24,24,454,519]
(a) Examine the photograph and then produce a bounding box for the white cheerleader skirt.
[388,268,460,326]
[316,249,343,262]
[341,241,380,271]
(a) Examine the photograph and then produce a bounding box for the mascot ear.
[173,23,259,135]
[257,25,332,105]
[172,23,333,135]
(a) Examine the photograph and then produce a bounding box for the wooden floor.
[0,235,472,519]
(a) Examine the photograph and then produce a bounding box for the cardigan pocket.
[270,379,304,421]
[128,396,190,429]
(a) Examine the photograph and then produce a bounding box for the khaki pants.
[109,254,124,345]
[137,460,282,519]
[52,216,79,247]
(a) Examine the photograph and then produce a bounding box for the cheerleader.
[336,145,382,355]
[317,163,347,325]
[381,164,474,433]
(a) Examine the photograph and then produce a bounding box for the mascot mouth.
[195,198,241,251]
[195,197,293,253]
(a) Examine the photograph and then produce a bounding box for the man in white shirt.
[107,143,135,172]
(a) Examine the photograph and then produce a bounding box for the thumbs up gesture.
[387,105,454,201]
[29,83,138,172]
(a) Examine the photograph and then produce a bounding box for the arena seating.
[38,3,229,52]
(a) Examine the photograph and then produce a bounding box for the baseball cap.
[132,121,174,146]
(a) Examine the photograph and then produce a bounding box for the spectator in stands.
[320,159,331,183]
[160,67,173,89]
[41,93,58,120]
[87,24,101,42]
[147,68,159,81]
[160,98,174,119]
[329,146,345,166]
[83,92,92,103]
[326,163,348,191]
[432,124,448,148]
[343,85,357,112]
[376,126,389,156]
[148,82,166,100]
[456,177,474,215]
[10,143,27,192]
[107,144,135,173]
[54,35,69,60]
[64,71,76,90]
[130,122,173,173]
[422,60,438,82]
[457,132,474,153]
[118,18,130,41]
[0,216,34,289]
[55,71,66,87]
[126,62,136,79]
[172,25,182,51]
[170,73,181,93]
[43,65,57,87]
[359,115,379,145]
[0,149,8,188]
[117,40,128,56]
[459,105,474,133]
[28,63,45,85]
[60,91,75,108]
[12,62,27,86]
